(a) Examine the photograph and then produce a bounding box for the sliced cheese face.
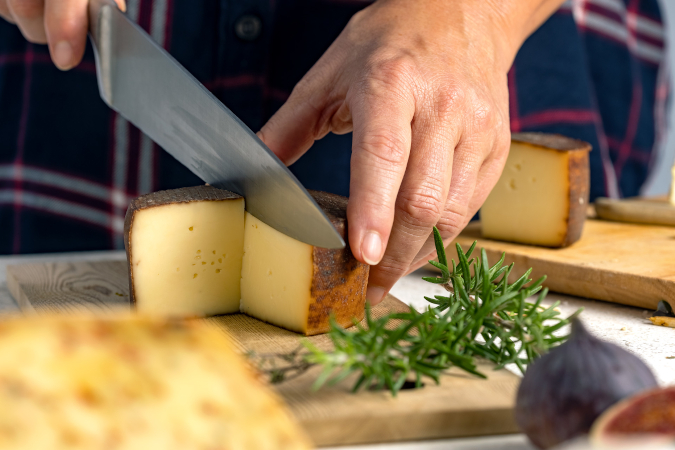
[129,198,244,317]
[240,212,313,334]
[481,141,571,247]
[0,316,311,450]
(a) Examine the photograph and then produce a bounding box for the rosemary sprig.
[254,227,582,395]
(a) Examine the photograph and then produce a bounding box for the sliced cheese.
[0,316,311,450]
[125,186,244,317]
[240,191,369,336]
[481,133,590,248]
[125,188,368,335]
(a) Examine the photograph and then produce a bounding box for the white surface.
[2,251,675,449]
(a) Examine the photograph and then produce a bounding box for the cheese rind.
[240,191,369,336]
[0,316,312,450]
[125,186,245,317]
[481,133,590,248]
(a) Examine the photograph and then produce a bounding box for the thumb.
[258,67,339,166]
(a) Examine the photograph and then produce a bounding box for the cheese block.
[480,133,590,248]
[124,186,245,317]
[240,191,369,336]
[0,316,312,450]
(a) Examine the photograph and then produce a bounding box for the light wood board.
[450,219,675,311]
[5,260,520,447]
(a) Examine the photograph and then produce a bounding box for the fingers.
[364,101,459,305]
[408,127,510,273]
[7,0,47,43]
[346,69,416,285]
[44,0,89,70]
[0,2,14,23]
[258,59,341,165]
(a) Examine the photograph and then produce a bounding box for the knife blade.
[88,0,345,249]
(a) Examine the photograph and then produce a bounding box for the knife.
[87,0,345,249]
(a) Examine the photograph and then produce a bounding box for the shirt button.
[234,15,262,41]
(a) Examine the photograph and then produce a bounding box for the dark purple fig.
[515,319,658,449]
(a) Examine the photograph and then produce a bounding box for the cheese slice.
[0,316,312,450]
[125,187,368,335]
[240,191,369,336]
[480,133,591,248]
[125,186,245,317]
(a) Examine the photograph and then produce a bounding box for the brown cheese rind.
[306,191,369,336]
[512,132,592,153]
[123,185,242,306]
[512,132,591,248]
[563,150,591,247]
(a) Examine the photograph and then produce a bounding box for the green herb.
[254,227,582,395]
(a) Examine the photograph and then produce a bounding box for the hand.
[0,0,126,70]
[259,0,565,304]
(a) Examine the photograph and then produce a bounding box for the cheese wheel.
[240,191,369,336]
[124,186,245,317]
[0,316,312,450]
[480,133,591,248]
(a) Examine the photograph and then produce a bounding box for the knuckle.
[8,0,42,19]
[434,85,464,118]
[360,131,408,166]
[396,185,445,229]
[436,204,468,238]
[365,56,416,94]
[471,99,495,130]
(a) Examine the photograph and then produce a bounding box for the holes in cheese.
[125,187,368,336]
[124,186,245,317]
[240,191,369,336]
[0,316,312,449]
[480,133,591,248]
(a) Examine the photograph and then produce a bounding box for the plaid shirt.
[0,0,666,254]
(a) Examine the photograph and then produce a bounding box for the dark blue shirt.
[0,0,666,254]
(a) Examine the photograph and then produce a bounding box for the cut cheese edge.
[125,186,244,317]
[0,316,312,450]
[481,133,590,248]
[125,187,368,335]
[240,192,368,335]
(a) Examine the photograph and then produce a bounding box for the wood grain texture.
[595,197,675,227]
[6,260,521,447]
[450,220,675,310]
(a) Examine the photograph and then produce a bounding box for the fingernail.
[361,231,382,265]
[366,285,386,305]
[53,41,74,70]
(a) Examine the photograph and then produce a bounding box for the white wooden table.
[1,250,674,450]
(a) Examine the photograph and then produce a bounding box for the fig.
[515,319,658,449]
[592,386,675,442]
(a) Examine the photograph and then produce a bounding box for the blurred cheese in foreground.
[240,192,369,336]
[481,133,591,248]
[124,186,245,317]
[0,316,312,450]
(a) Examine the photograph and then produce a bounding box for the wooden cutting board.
[450,219,675,311]
[5,260,520,447]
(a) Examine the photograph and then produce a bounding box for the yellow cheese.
[0,316,312,450]
[240,191,369,336]
[125,188,368,335]
[125,186,244,317]
[240,212,313,333]
[481,133,590,248]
